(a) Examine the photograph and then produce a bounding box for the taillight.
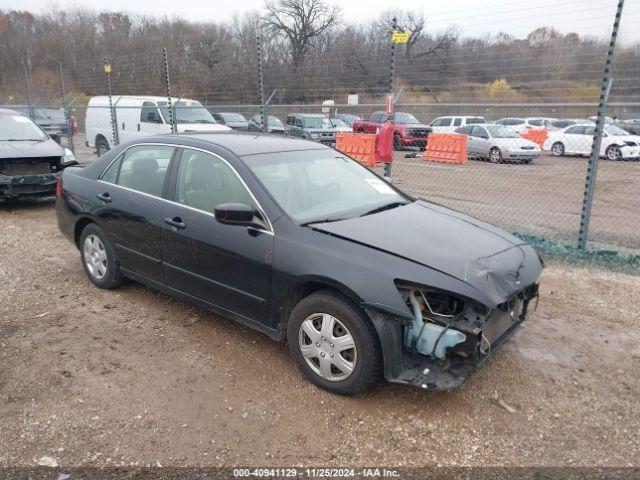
[56,177,63,199]
[71,116,78,135]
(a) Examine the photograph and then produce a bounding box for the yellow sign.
[391,30,410,43]
[104,64,112,74]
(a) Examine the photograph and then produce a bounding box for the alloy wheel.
[83,234,108,280]
[298,313,357,381]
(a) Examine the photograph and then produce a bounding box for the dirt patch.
[1,201,639,468]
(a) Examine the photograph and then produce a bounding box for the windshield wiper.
[360,201,407,217]
[300,218,347,227]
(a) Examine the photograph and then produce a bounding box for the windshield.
[604,125,630,136]
[486,125,521,138]
[158,100,215,124]
[394,113,420,124]
[302,116,343,129]
[41,108,66,121]
[0,114,48,141]
[221,113,247,122]
[244,151,408,223]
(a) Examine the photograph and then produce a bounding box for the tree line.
[0,0,638,106]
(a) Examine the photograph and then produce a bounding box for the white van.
[429,116,486,134]
[85,96,231,155]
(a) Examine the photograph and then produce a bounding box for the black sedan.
[56,133,542,395]
[1,108,77,200]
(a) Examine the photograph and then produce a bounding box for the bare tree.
[262,0,341,67]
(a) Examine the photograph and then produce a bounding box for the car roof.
[178,131,331,156]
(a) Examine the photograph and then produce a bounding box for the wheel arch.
[277,276,367,335]
[74,216,97,248]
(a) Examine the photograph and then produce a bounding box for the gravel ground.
[1,201,639,468]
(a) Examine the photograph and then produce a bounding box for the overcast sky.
[4,0,639,42]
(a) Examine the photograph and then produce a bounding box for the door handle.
[137,123,140,132]
[164,216,186,230]
[122,122,125,130]
[96,192,112,203]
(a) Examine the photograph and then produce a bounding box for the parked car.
[8,105,74,142]
[85,96,230,156]
[544,124,640,160]
[0,108,77,200]
[247,114,285,134]
[285,113,351,144]
[494,117,544,134]
[455,124,541,164]
[55,133,542,395]
[429,116,485,134]
[352,112,431,149]
[618,119,640,135]
[333,113,361,128]
[212,112,249,130]
[588,116,614,125]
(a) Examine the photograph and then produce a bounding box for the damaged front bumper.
[0,172,60,199]
[367,283,539,391]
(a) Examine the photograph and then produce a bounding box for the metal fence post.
[256,32,268,133]
[163,48,176,134]
[577,0,625,250]
[104,57,119,147]
[23,63,34,119]
[385,16,398,179]
[58,62,75,153]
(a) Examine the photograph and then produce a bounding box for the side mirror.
[214,203,255,226]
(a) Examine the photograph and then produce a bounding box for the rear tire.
[79,223,123,290]
[287,290,382,395]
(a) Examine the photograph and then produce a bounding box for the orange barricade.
[519,129,548,148]
[422,133,468,164]
[335,132,377,167]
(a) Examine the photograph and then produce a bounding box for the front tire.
[96,137,110,157]
[551,142,565,157]
[79,223,123,289]
[489,147,502,163]
[287,291,382,395]
[606,145,622,161]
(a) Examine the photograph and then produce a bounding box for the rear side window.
[101,145,174,197]
[507,119,525,125]
[453,118,462,126]
[175,149,253,212]
[455,126,473,135]
[471,126,488,138]
[566,126,586,134]
[467,117,485,124]
[528,119,543,126]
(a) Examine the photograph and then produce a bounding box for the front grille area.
[1,157,57,176]
[410,128,430,137]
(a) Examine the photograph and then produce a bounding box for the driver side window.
[175,149,253,213]
[140,101,162,124]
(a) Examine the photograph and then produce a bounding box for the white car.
[86,95,230,156]
[544,124,640,160]
[429,115,486,134]
[494,117,544,134]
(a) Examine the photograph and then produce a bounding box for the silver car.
[455,124,541,164]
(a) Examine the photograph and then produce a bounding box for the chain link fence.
[1,0,638,259]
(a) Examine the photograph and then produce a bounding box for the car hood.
[312,200,543,306]
[177,124,231,133]
[610,135,640,144]
[0,138,63,159]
